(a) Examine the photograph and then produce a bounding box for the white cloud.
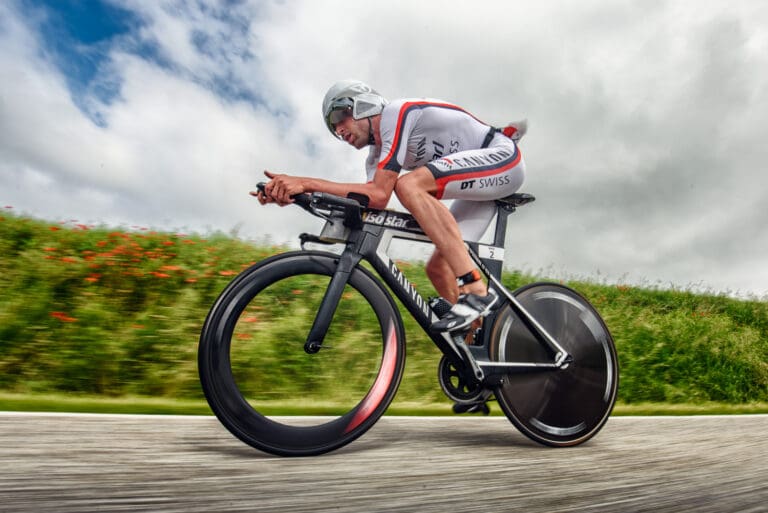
[1,0,768,296]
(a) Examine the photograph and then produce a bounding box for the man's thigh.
[426,140,525,200]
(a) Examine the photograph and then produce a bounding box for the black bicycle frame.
[300,200,570,383]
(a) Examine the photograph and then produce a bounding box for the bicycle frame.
[299,196,572,384]
[200,187,618,455]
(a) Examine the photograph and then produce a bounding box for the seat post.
[490,192,535,248]
[492,203,516,248]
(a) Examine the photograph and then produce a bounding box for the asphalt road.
[1,412,766,512]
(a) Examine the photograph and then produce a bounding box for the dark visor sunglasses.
[326,97,355,130]
[328,106,353,128]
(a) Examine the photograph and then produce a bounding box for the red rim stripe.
[344,320,398,434]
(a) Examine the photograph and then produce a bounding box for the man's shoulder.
[382,98,458,128]
[384,97,453,112]
[382,98,410,114]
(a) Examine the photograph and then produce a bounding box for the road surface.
[1,412,766,512]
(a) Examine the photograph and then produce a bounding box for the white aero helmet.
[322,80,388,139]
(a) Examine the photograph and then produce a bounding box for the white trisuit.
[365,98,525,241]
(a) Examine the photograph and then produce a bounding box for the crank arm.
[441,331,485,381]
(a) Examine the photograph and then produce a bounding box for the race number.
[478,245,504,261]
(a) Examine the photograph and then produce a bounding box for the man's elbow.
[368,192,390,210]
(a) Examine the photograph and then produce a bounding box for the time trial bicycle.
[198,185,618,456]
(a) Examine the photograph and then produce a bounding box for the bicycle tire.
[198,251,406,456]
[489,282,618,447]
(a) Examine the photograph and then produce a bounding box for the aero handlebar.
[255,182,364,213]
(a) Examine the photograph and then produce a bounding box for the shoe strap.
[449,303,479,317]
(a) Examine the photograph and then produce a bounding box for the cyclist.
[254,80,526,333]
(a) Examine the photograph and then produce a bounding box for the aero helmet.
[322,80,388,139]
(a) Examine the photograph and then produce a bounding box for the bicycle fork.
[304,250,362,354]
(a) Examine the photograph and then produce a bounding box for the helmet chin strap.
[367,118,375,145]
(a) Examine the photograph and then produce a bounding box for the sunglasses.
[328,106,353,130]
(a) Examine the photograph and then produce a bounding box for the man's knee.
[394,167,436,201]
[394,173,418,203]
[393,175,408,198]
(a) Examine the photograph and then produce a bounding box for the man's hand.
[249,170,307,206]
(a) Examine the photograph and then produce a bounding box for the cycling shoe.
[430,289,499,333]
[452,401,490,415]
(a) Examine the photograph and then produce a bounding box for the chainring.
[437,355,488,404]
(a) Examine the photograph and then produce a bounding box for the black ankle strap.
[457,269,481,287]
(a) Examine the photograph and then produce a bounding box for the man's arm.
[253,169,398,209]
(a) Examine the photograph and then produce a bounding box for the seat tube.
[304,249,362,353]
[492,205,510,249]
[475,204,513,281]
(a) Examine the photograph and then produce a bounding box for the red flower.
[51,311,77,323]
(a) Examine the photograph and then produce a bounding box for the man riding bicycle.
[254,80,526,333]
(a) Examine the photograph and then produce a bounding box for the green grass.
[2,393,766,417]
[1,210,767,414]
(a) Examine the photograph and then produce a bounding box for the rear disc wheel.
[489,282,618,446]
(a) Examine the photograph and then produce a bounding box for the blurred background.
[2,0,767,296]
[1,1,766,411]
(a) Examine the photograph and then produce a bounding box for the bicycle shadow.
[189,418,540,460]
[357,418,542,453]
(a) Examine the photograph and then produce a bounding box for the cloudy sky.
[2,0,767,298]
